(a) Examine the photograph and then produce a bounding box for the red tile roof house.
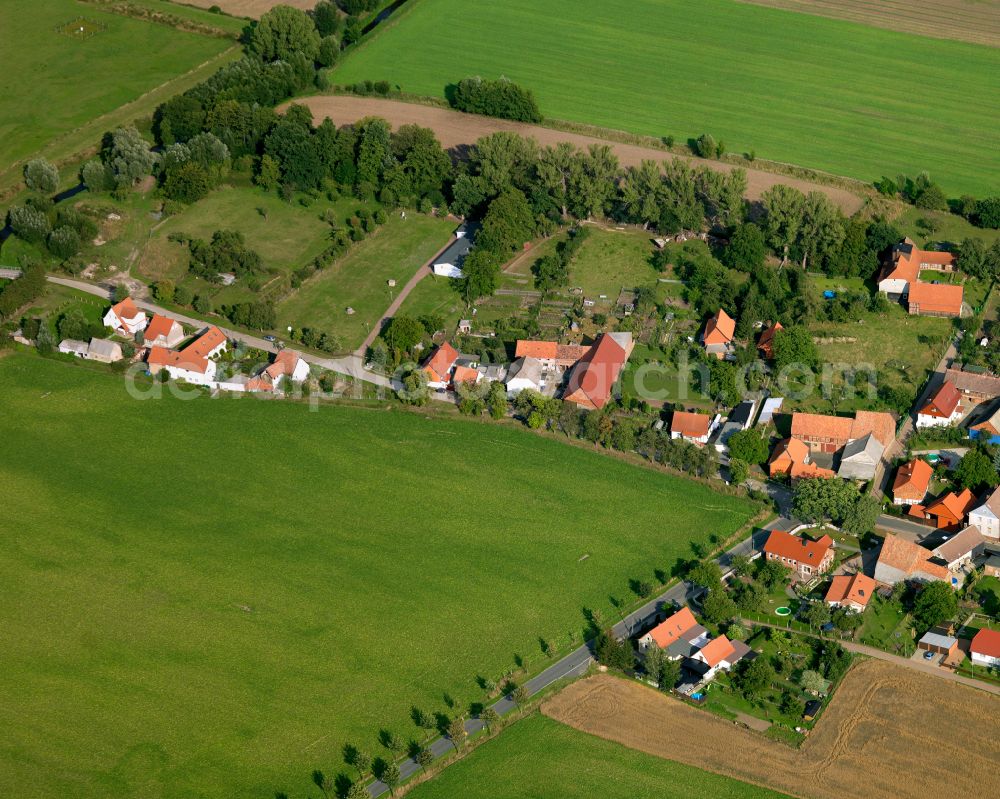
[514,340,589,369]
[762,530,834,580]
[907,282,964,318]
[919,488,977,531]
[945,367,1000,407]
[873,534,951,586]
[102,297,148,337]
[916,380,963,429]
[970,628,1000,668]
[562,332,633,409]
[143,314,184,349]
[767,437,835,480]
[891,458,933,506]
[421,342,459,390]
[701,309,736,359]
[756,321,783,360]
[691,634,751,681]
[670,410,715,446]
[877,238,957,301]
[825,573,878,613]
[790,410,896,455]
[248,349,310,392]
[637,606,709,658]
[146,326,227,386]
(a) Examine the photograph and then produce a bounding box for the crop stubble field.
[0,354,759,799]
[334,0,1000,196]
[406,714,791,799]
[542,660,1000,798]
[737,0,1000,47]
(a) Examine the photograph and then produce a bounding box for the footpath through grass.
[335,0,1000,195]
[407,713,791,799]
[0,0,234,180]
[0,353,759,799]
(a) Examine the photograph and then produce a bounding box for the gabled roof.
[671,410,712,438]
[825,573,877,609]
[757,321,783,358]
[563,333,632,409]
[876,534,949,581]
[920,380,961,418]
[945,367,1000,398]
[791,412,855,443]
[924,488,976,521]
[932,525,985,563]
[892,459,933,501]
[265,349,304,380]
[697,635,736,668]
[646,606,700,648]
[971,628,1000,659]
[908,281,963,316]
[763,530,833,565]
[840,432,884,464]
[970,402,1000,436]
[971,486,1000,519]
[452,365,480,385]
[147,326,225,374]
[506,356,542,385]
[143,313,179,342]
[87,338,121,360]
[770,437,809,465]
[110,296,142,321]
[881,239,956,284]
[703,309,735,346]
[423,342,459,383]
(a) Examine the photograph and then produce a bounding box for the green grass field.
[407,713,790,799]
[277,212,455,349]
[0,0,234,179]
[334,0,1000,196]
[0,353,759,799]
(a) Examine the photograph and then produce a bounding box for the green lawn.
[277,212,455,349]
[335,0,1000,196]
[560,227,660,300]
[0,353,760,799]
[0,0,233,178]
[407,713,790,799]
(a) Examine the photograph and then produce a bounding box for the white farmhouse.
[103,297,147,337]
[968,487,1000,540]
[147,326,226,385]
[505,356,543,397]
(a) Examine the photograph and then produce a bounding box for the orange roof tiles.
[881,239,956,284]
[671,410,712,438]
[143,313,177,343]
[876,534,949,581]
[924,489,976,522]
[111,297,142,321]
[452,365,480,385]
[825,573,877,609]
[646,607,699,648]
[563,334,632,409]
[790,410,896,447]
[892,459,933,501]
[697,635,736,668]
[920,380,961,418]
[423,342,459,383]
[703,309,735,347]
[908,282,963,317]
[971,628,1000,660]
[265,349,303,380]
[147,326,226,374]
[763,530,833,566]
[515,340,588,364]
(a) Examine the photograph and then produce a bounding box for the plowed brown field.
[543,660,1000,799]
[737,0,1000,47]
[181,0,313,17]
[292,96,866,215]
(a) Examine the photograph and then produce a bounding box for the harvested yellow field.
[179,0,314,18]
[543,660,1000,799]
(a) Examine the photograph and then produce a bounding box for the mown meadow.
[0,353,758,799]
[334,0,1000,196]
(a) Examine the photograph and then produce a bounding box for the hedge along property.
[332,0,1000,196]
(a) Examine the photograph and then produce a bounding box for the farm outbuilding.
[917,631,959,657]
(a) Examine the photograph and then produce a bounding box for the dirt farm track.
[181,0,313,17]
[543,660,1000,799]
[293,96,866,215]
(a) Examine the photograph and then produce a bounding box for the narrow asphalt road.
[362,514,794,797]
[354,235,457,357]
